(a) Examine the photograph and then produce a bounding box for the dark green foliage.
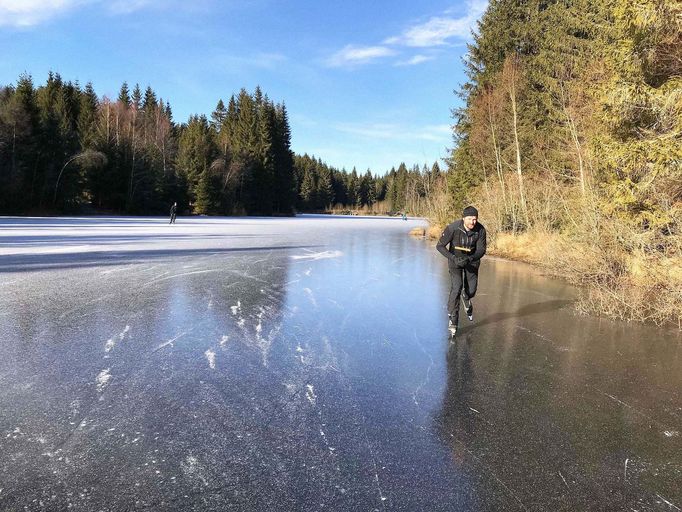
[0,74,441,217]
[0,75,297,216]
[292,154,442,214]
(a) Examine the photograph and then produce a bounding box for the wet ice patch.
[96,369,111,391]
[291,250,342,261]
[205,349,216,369]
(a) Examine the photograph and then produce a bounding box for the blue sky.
[0,0,486,174]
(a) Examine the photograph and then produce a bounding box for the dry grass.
[489,231,563,266]
[426,224,444,239]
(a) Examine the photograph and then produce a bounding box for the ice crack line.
[303,288,318,308]
[458,441,528,511]
[516,325,570,351]
[355,407,387,510]
[624,458,629,482]
[599,390,669,429]
[291,250,342,261]
[412,330,435,407]
[140,269,220,289]
[369,443,387,509]
[154,329,192,352]
[656,493,681,511]
[306,384,317,406]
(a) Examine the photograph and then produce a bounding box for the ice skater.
[436,206,487,337]
[169,202,177,224]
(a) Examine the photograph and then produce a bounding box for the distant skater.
[436,206,486,337]
[169,202,177,224]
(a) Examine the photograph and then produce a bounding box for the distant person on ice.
[436,206,487,337]
[169,202,177,224]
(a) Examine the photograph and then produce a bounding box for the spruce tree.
[78,82,99,148]
[211,99,227,132]
[118,82,131,107]
[131,84,142,110]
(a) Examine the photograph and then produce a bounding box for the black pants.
[448,264,479,325]
[169,213,176,224]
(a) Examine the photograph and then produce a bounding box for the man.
[169,202,177,224]
[436,206,486,336]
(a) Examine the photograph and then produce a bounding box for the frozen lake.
[0,215,680,511]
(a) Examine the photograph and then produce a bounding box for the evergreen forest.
[0,74,442,218]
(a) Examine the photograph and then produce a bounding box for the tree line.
[293,154,446,215]
[0,73,447,218]
[0,74,297,215]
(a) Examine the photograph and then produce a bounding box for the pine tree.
[131,84,142,110]
[177,114,215,206]
[0,74,39,211]
[272,103,296,213]
[118,82,131,107]
[211,99,226,132]
[317,165,334,209]
[300,167,316,209]
[78,82,99,148]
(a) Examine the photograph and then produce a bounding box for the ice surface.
[0,214,680,511]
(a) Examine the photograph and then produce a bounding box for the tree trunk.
[508,64,528,228]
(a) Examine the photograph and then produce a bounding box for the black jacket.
[436,219,486,269]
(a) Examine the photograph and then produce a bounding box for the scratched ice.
[0,215,680,511]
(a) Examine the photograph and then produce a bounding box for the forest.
[0,75,443,218]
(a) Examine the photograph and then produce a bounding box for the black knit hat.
[462,205,478,217]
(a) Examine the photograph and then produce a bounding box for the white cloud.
[0,0,89,26]
[326,1,487,68]
[386,0,487,48]
[394,54,435,67]
[326,45,396,68]
[0,0,160,27]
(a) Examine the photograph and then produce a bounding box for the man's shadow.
[457,299,574,334]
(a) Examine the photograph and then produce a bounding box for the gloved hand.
[452,256,470,267]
